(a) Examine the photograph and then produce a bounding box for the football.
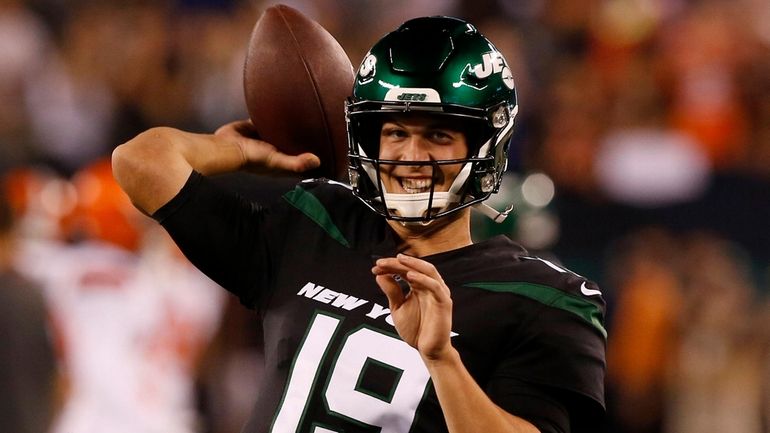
[243,4,354,180]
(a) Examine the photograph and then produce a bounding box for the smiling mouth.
[400,177,433,194]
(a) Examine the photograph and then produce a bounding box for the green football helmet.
[346,16,518,223]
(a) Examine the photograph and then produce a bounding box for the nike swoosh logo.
[580,281,602,297]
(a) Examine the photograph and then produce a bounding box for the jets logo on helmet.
[359,54,377,80]
[346,16,518,223]
[384,88,441,103]
[470,51,515,90]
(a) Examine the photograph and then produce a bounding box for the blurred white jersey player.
[12,160,225,433]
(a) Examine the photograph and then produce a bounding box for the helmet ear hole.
[461,121,490,158]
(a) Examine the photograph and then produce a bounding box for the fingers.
[396,254,444,283]
[237,137,320,173]
[372,254,450,300]
[372,256,412,277]
[374,274,406,310]
[373,254,442,284]
[265,151,321,172]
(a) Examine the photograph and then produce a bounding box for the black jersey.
[155,173,606,433]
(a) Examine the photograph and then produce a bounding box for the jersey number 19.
[270,312,432,433]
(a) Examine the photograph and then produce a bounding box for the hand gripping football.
[243,4,354,180]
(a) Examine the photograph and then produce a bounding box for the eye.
[381,125,408,140]
[427,129,456,143]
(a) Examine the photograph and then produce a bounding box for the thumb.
[375,274,406,310]
[295,153,321,171]
[263,150,321,173]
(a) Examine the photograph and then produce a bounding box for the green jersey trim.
[283,187,351,248]
[463,282,607,338]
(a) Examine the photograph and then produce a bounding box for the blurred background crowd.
[1,0,769,432]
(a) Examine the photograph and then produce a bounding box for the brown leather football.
[243,4,354,180]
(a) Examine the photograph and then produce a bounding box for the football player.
[14,159,225,433]
[113,16,606,433]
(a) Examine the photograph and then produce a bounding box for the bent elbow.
[112,128,165,189]
[111,127,185,215]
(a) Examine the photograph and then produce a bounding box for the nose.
[400,136,430,162]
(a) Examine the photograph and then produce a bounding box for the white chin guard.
[382,191,458,219]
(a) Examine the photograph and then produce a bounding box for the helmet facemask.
[347,103,516,223]
[353,152,474,223]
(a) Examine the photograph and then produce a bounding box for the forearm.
[112,127,247,215]
[426,348,540,433]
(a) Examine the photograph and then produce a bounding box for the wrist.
[421,346,462,370]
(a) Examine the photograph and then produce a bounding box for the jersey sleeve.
[488,294,607,432]
[153,171,290,309]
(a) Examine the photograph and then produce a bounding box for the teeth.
[401,178,432,194]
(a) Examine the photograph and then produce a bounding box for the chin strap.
[382,191,455,219]
[473,202,515,223]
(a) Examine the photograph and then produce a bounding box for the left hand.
[372,254,453,361]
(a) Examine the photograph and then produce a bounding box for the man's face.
[378,113,469,196]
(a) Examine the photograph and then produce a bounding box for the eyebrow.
[381,119,463,132]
